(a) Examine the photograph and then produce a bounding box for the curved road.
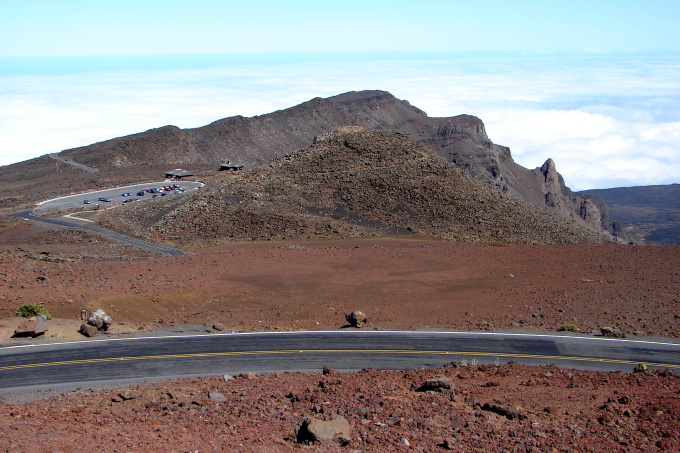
[35,181,203,211]
[9,211,186,256]
[8,181,203,255]
[1,331,678,393]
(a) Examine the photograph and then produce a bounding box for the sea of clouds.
[1,52,678,190]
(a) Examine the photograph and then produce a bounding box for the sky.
[1,0,679,190]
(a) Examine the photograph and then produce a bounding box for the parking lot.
[35,181,203,211]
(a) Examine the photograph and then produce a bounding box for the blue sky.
[2,0,680,56]
[1,1,679,190]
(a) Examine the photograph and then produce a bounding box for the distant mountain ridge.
[55,90,619,240]
[97,128,608,245]
[579,184,680,245]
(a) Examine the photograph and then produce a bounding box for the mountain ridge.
[95,128,609,245]
[51,90,619,239]
[580,184,680,245]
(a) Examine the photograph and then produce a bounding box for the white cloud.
[477,108,680,189]
[1,53,679,190]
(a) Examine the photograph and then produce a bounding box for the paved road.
[49,153,99,173]
[35,181,203,211]
[7,181,202,255]
[0,331,678,393]
[9,211,186,256]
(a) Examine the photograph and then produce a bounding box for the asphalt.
[1,331,678,393]
[9,211,186,256]
[35,181,203,211]
[7,181,202,255]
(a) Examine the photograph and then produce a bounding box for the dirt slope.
[1,90,619,237]
[94,129,608,246]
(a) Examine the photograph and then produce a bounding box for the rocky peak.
[120,128,610,246]
[49,90,621,241]
[541,158,558,184]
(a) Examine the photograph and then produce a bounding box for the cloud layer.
[1,52,679,190]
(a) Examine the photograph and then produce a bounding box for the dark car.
[83,199,90,204]
[122,198,138,203]
[121,192,132,197]
[98,197,110,202]
[137,190,145,196]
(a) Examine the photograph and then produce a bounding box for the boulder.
[481,402,525,420]
[12,316,48,338]
[88,309,112,331]
[633,363,648,373]
[79,323,98,338]
[118,390,140,401]
[208,391,227,403]
[417,376,455,393]
[601,327,626,338]
[345,310,367,328]
[295,415,351,446]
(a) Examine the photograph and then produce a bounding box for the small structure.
[219,160,243,172]
[164,168,194,180]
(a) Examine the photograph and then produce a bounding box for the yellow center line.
[1,349,678,371]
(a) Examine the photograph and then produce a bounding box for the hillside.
[96,128,608,246]
[580,184,680,245]
[1,90,619,240]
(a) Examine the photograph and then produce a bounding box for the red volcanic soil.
[1,364,679,452]
[1,220,679,452]
[0,219,678,338]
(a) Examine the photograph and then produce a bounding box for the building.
[219,160,244,172]
[164,169,194,180]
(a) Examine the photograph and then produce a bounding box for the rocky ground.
[1,219,678,338]
[1,216,679,451]
[1,363,678,452]
[95,129,609,247]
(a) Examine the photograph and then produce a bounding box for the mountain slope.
[50,91,616,239]
[98,128,608,246]
[580,184,680,245]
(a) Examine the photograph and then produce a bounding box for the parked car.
[98,197,110,202]
[121,192,132,197]
[83,199,90,204]
[122,198,138,203]
[137,190,145,196]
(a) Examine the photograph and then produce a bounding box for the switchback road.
[1,331,678,393]
[48,153,99,173]
[9,211,186,256]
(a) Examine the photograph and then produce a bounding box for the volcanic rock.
[12,315,48,338]
[208,391,226,403]
[600,327,626,338]
[345,310,368,328]
[417,376,455,392]
[87,309,112,331]
[295,415,351,446]
[79,323,98,338]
